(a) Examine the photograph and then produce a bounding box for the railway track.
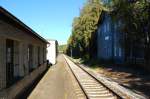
[64,55,122,99]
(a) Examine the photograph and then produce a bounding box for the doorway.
[6,39,14,87]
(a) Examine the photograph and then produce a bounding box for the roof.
[0,6,49,44]
[47,39,58,41]
[97,5,114,25]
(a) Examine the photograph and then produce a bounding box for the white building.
[47,40,58,64]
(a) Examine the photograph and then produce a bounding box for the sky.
[0,0,86,45]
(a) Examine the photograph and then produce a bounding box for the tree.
[111,0,150,64]
[66,0,104,60]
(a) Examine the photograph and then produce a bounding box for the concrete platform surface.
[28,54,85,99]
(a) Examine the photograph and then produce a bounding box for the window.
[114,47,117,56]
[105,36,109,40]
[107,21,110,31]
[119,48,122,57]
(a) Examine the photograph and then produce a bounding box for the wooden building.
[97,11,125,63]
[0,7,49,98]
[97,10,144,64]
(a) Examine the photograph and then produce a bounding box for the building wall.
[0,19,47,89]
[47,40,57,64]
[97,11,145,65]
[97,13,113,61]
[0,63,47,99]
[97,13,125,63]
[113,21,125,63]
[0,37,6,89]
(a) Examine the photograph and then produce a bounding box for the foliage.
[58,44,67,52]
[66,0,104,60]
[66,0,150,64]
[111,0,150,63]
[112,0,149,39]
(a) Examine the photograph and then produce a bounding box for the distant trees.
[58,45,67,53]
[66,0,104,60]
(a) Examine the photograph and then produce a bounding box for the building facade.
[97,10,144,64]
[97,12,125,63]
[0,7,48,97]
[47,40,58,64]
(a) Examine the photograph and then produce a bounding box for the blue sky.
[0,0,85,45]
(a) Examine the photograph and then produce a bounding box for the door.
[28,45,33,72]
[37,47,40,66]
[6,39,14,87]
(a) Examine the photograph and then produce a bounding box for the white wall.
[47,40,57,64]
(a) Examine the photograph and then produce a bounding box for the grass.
[71,57,104,71]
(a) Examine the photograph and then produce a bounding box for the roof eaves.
[0,6,49,44]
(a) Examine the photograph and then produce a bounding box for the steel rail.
[64,55,123,99]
